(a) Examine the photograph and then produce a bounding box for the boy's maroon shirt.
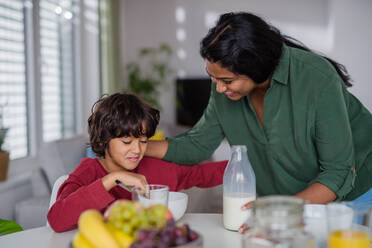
[47,157,227,232]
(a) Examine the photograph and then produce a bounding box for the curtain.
[99,0,122,94]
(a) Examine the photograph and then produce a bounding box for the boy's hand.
[101,171,148,193]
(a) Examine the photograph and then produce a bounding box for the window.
[0,0,82,160]
[40,0,78,142]
[0,0,28,159]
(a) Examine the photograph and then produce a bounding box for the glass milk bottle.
[223,145,256,231]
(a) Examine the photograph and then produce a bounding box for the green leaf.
[125,43,174,111]
[0,219,23,236]
[0,128,8,151]
[139,48,154,56]
[159,43,173,56]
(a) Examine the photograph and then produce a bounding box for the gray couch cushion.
[39,135,88,189]
[14,196,50,229]
[30,169,50,196]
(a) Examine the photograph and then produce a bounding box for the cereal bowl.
[168,192,188,221]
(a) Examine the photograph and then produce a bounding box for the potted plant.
[0,104,9,182]
[126,43,174,110]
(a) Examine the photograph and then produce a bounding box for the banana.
[78,209,119,248]
[72,232,95,248]
[106,223,134,248]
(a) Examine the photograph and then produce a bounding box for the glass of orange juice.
[328,229,371,248]
[327,202,371,248]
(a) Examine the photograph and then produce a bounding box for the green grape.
[130,215,141,228]
[122,207,135,220]
[122,223,133,235]
[138,213,149,226]
[147,215,158,226]
[151,205,167,218]
[139,220,152,230]
[155,218,166,228]
[110,205,123,219]
[108,218,124,229]
[107,215,119,225]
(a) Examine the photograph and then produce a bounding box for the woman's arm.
[159,88,225,165]
[136,157,227,191]
[144,140,169,159]
[173,160,228,191]
[294,182,337,204]
[309,76,356,200]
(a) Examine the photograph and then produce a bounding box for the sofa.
[14,135,89,229]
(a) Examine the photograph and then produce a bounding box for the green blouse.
[164,45,372,200]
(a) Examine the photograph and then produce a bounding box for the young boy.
[47,93,227,232]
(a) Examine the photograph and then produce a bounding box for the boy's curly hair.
[88,93,160,157]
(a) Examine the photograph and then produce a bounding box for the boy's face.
[104,135,148,171]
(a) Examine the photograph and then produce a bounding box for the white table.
[0,214,242,248]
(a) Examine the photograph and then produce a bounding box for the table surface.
[0,213,242,248]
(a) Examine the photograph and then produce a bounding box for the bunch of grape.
[129,219,199,248]
[107,202,169,237]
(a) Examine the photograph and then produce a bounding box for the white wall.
[121,0,372,125]
[329,0,372,113]
[120,0,179,125]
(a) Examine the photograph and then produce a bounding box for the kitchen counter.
[0,213,242,248]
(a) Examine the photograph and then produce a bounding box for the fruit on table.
[105,201,173,237]
[130,219,199,248]
[74,200,196,248]
[106,223,134,248]
[77,209,120,248]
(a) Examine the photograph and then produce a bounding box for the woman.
[145,12,372,205]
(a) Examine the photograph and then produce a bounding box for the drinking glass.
[133,184,169,207]
[327,202,372,248]
[326,203,354,233]
[304,204,327,248]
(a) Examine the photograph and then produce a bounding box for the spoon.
[115,180,149,199]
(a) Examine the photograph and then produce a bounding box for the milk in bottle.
[223,145,256,231]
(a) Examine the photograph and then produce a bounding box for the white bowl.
[168,191,188,221]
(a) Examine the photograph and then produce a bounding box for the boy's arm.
[47,167,149,233]
[174,160,228,191]
[47,178,115,232]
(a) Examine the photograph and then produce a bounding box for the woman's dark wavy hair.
[200,12,352,87]
[88,93,160,157]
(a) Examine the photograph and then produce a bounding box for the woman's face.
[205,60,258,101]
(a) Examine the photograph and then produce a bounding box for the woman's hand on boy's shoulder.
[101,170,148,193]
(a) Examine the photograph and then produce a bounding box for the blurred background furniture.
[14,135,88,229]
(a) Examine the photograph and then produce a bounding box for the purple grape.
[129,242,139,248]
[137,229,149,241]
[156,242,167,248]
[189,230,199,241]
[166,218,175,228]
[139,239,153,248]
[173,227,184,238]
[161,232,172,245]
[183,224,191,240]
[148,229,159,240]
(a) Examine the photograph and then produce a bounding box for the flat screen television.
[176,77,211,127]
